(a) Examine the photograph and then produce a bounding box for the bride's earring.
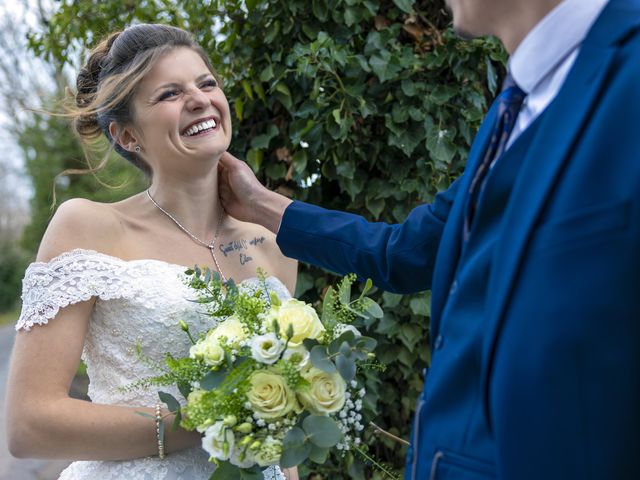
[134,145,141,153]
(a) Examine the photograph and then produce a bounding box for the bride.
[5,24,298,480]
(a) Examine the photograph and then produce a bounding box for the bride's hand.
[218,152,292,233]
[284,467,299,480]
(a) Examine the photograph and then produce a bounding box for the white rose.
[202,421,235,461]
[265,299,325,347]
[253,437,283,467]
[209,316,247,346]
[189,337,225,367]
[251,333,285,364]
[298,367,347,415]
[282,345,310,370]
[246,369,301,419]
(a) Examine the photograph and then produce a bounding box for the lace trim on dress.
[16,248,292,332]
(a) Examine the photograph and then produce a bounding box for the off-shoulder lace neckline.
[31,248,200,271]
[29,248,286,290]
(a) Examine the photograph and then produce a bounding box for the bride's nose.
[184,87,209,111]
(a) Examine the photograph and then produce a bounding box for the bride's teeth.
[184,119,218,136]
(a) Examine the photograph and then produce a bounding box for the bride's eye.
[158,90,180,101]
[201,79,217,90]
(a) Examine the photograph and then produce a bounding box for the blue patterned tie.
[464,74,526,239]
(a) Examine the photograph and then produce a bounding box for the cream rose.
[189,337,225,367]
[209,315,247,346]
[298,367,347,415]
[246,369,300,419]
[266,299,325,347]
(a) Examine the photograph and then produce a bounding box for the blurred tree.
[29,0,507,477]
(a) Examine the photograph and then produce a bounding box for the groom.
[219,0,640,478]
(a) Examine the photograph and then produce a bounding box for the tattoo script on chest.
[218,236,266,265]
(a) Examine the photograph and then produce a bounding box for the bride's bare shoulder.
[36,198,124,263]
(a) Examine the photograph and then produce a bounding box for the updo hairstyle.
[72,24,219,175]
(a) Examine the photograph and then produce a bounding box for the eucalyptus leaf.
[336,353,357,381]
[200,368,228,390]
[309,444,330,464]
[158,391,181,413]
[360,297,384,319]
[339,341,353,359]
[334,330,356,345]
[171,410,182,431]
[356,335,378,352]
[303,338,320,351]
[303,415,343,448]
[209,461,241,479]
[310,345,337,373]
[240,466,265,480]
[281,427,312,468]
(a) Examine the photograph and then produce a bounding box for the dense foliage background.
[7,0,506,477]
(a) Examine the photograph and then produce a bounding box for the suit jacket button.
[434,334,444,350]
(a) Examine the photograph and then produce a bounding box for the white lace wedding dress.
[16,248,289,480]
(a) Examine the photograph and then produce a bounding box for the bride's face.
[131,47,232,170]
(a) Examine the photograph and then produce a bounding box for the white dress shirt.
[507,0,610,148]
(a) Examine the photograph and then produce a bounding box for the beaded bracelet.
[155,403,166,459]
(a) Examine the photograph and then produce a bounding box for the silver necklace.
[146,189,227,282]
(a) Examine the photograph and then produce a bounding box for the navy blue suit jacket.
[277,0,640,477]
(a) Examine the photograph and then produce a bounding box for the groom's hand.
[218,152,292,234]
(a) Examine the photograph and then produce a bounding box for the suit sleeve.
[276,178,459,294]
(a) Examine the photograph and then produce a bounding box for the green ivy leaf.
[251,124,279,150]
[393,0,415,14]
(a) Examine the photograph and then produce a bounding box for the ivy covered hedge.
[32,0,505,476]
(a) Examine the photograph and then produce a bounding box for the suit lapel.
[429,102,500,337]
[479,38,624,426]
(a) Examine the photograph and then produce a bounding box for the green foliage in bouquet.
[30,1,506,476]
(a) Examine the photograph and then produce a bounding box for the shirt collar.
[509,0,610,94]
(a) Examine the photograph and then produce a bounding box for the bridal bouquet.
[145,268,382,479]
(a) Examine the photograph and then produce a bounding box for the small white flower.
[202,422,234,461]
[300,140,309,148]
[282,345,310,370]
[250,333,285,364]
[229,444,256,468]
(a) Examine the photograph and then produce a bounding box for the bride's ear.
[109,121,140,153]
